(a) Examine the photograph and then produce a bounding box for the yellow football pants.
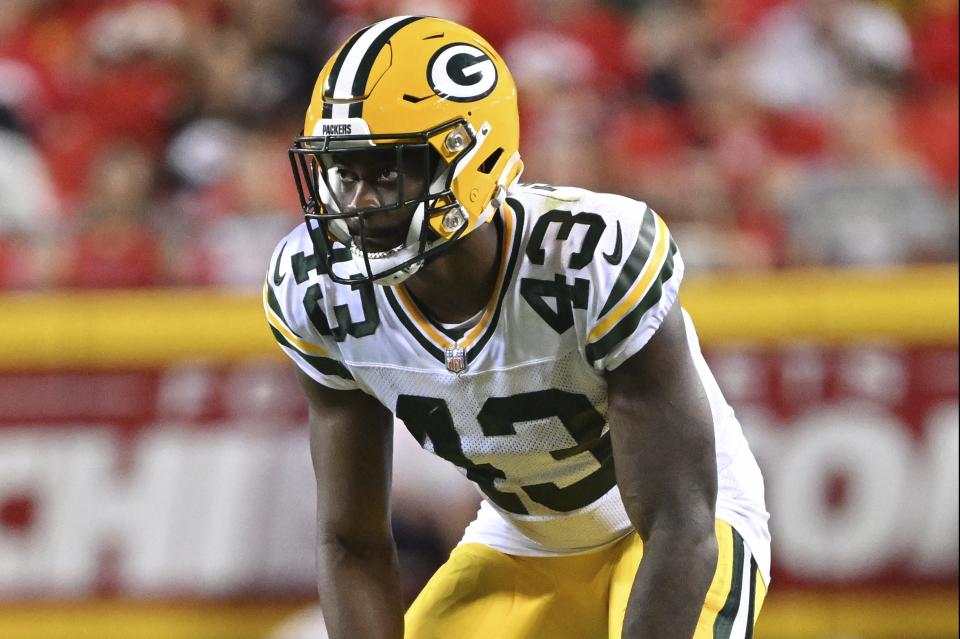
[405,519,766,639]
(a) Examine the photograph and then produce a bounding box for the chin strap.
[370,261,423,286]
[476,150,523,228]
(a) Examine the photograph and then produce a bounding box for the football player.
[265,15,770,639]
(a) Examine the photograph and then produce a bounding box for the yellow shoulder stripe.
[588,213,670,342]
[262,280,330,358]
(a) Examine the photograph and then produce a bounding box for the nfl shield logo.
[444,347,467,374]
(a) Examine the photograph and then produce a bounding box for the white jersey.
[264,183,771,583]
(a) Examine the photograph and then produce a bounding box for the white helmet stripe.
[330,16,420,119]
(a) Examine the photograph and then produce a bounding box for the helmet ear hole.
[477,147,504,175]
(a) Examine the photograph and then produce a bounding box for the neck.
[401,216,502,324]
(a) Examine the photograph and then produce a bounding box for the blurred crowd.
[0,0,956,289]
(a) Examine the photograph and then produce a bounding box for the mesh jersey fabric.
[264,182,771,583]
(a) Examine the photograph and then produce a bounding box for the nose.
[343,180,383,213]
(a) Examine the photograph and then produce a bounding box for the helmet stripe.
[347,16,423,117]
[322,25,372,119]
[323,25,373,98]
[324,16,422,119]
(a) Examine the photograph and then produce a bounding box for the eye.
[333,166,359,184]
[376,167,400,184]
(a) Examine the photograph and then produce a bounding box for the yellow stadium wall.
[0,266,955,368]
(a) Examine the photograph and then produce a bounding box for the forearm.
[316,536,405,639]
[622,526,717,639]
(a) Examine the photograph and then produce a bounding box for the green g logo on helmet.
[427,43,498,102]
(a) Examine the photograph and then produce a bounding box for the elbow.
[642,513,718,568]
[629,503,716,551]
[632,514,718,587]
[687,525,718,563]
[317,525,395,561]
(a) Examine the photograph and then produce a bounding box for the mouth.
[345,207,418,254]
[348,223,408,252]
[349,238,406,260]
[348,229,410,257]
[355,233,403,251]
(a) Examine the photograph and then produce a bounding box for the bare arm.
[606,303,719,638]
[296,368,404,639]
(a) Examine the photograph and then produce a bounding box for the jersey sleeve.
[262,231,363,391]
[583,201,684,372]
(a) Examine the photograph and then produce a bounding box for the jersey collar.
[383,200,525,368]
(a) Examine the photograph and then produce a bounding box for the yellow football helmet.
[289,15,523,285]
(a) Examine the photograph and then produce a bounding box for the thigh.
[606,520,768,639]
[405,543,612,639]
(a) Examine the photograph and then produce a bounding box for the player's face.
[321,146,431,253]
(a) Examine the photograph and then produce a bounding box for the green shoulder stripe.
[598,207,658,317]
[269,326,355,381]
[586,241,677,365]
[265,283,297,336]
